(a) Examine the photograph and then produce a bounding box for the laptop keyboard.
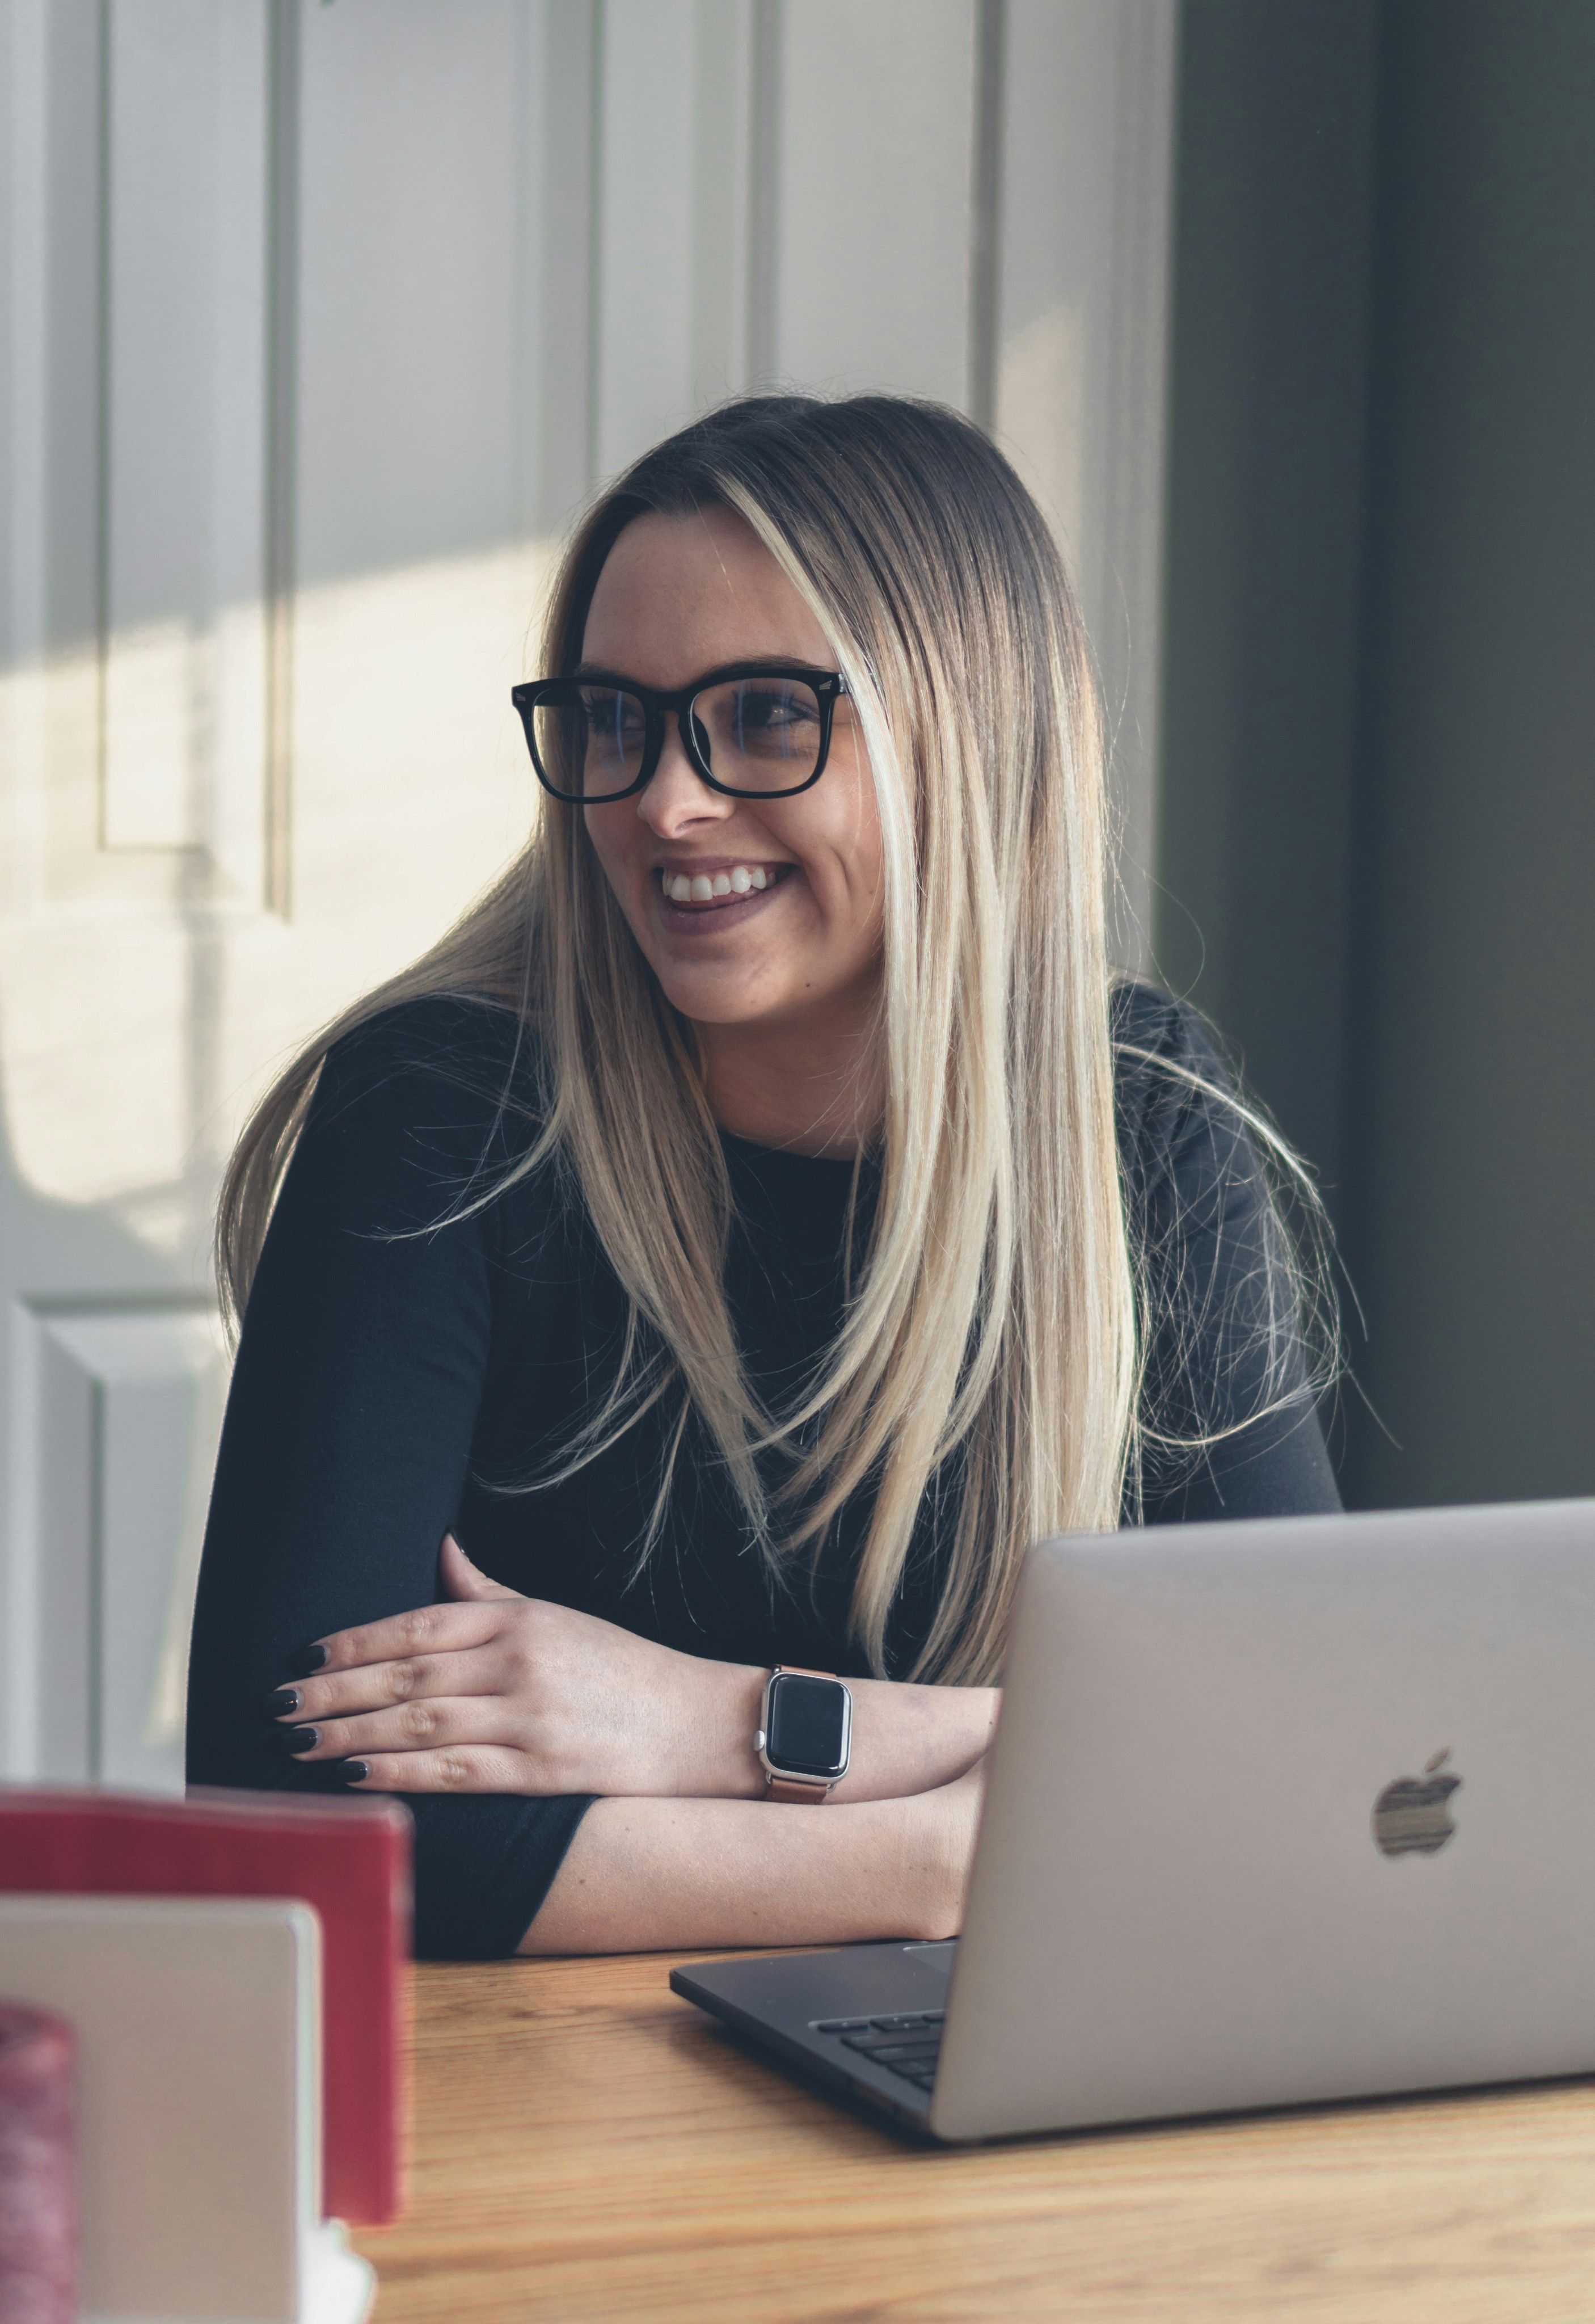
[812,2011,944,2091]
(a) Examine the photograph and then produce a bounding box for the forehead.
[580,507,832,685]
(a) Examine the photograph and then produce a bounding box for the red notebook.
[0,1786,412,2225]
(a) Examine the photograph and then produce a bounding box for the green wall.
[1157,0,1595,1509]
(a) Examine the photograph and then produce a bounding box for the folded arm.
[273,1533,994,1951]
[521,1767,984,1955]
[276,1533,996,1805]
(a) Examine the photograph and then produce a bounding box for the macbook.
[672,1498,1595,2140]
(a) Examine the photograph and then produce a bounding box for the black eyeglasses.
[511,661,849,805]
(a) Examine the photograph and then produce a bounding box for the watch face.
[766,1673,850,1780]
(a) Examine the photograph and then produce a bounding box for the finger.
[273,1647,508,1725]
[282,1695,520,1764]
[439,1532,523,1603]
[341,1744,541,1795]
[296,1598,505,1678]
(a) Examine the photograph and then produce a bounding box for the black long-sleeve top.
[186,983,1340,1956]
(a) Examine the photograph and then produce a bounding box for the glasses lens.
[530,683,648,799]
[690,676,824,793]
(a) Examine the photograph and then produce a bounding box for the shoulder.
[316,993,543,1128]
[1111,980,1243,1193]
[301,993,550,1214]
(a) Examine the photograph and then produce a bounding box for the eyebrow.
[568,654,824,685]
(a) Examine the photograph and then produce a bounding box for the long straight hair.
[220,396,1147,1682]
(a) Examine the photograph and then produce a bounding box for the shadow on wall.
[1154,0,1595,1515]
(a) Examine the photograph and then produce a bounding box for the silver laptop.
[672,1498,1595,2141]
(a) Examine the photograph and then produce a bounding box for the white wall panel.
[594,0,766,481]
[594,0,699,477]
[102,0,270,891]
[774,0,977,403]
[16,1307,227,1792]
[294,0,541,584]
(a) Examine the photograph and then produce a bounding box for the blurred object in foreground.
[0,2003,77,2324]
[0,1787,411,2228]
[0,1894,372,2324]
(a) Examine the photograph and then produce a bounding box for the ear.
[438,1531,523,1602]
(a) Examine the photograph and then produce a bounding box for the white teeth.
[661,865,777,904]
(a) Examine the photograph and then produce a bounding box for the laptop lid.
[932,1498,1595,2141]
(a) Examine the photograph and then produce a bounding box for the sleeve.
[185,1001,593,1959]
[1115,991,1343,1527]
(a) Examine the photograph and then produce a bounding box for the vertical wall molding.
[994,0,1178,972]
[584,0,605,494]
[536,0,601,524]
[92,0,113,851]
[11,1300,227,1792]
[967,0,1006,431]
[1100,0,1178,969]
[73,1,277,901]
[264,0,299,917]
[746,0,782,388]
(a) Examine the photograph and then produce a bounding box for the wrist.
[833,1678,998,1803]
[694,1658,769,1799]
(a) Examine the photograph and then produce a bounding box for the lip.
[652,861,794,936]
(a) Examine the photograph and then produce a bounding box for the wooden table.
[354,1955,1595,2322]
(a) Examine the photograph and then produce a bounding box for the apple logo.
[1372,1749,1462,1858]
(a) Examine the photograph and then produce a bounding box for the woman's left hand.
[267,1535,766,1798]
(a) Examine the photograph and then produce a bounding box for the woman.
[187,394,1339,1960]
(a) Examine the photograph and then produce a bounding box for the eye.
[737,684,817,732]
[580,688,646,739]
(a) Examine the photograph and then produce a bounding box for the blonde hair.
[219,394,1322,1685]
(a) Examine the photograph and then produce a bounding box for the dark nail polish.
[334,1759,369,1786]
[264,1687,299,1717]
[286,1642,330,1678]
[283,1725,319,1756]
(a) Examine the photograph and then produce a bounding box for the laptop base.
[670,1941,956,2137]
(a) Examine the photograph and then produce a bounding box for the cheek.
[582,818,642,909]
[821,777,884,926]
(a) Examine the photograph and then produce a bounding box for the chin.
[659,980,777,1028]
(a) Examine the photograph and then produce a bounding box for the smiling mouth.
[656,862,792,912]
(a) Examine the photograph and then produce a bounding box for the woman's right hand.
[269,1534,771,1800]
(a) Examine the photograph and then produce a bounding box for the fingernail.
[333,1759,369,1786]
[286,1642,330,1678]
[264,1687,299,1717]
[283,1725,319,1756]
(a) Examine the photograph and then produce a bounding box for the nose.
[632,719,732,839]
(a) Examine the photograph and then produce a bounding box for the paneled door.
[0,0,1174,1791]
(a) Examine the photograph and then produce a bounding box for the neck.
[695,1000,883,1159]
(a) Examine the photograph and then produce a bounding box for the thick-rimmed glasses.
[511,661,848,805]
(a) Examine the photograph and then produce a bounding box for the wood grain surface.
[353,1955,1595,2323]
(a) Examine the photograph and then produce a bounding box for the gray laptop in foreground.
[672,1498,1595,2142]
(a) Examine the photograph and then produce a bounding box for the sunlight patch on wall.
[0,537,560,1244]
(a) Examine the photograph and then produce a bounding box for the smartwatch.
[757,1666,852,1802]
